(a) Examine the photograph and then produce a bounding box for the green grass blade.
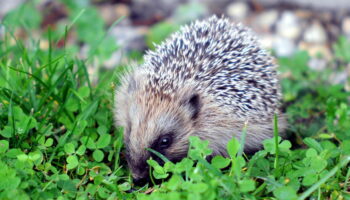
[237,121,248,157]
[298,156,350,200]
[146,148,171,163]
[273,113,279,170]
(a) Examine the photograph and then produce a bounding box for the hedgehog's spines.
[139,15,280,120]
[114,15,286,181]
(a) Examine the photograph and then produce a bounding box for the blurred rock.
[130,0,186,25]
[201,0,231,14]
[342,17,350,36]
[39,1,67,29]
[254,10,278,32]
[299,42,332,60]
[308,58,327,71]
[276,11,301,40]
[109,23,147,52]
[326,24,341,42]
[226,1,249,21]
[303,21,327,44]
[294,9,313,19]
[319,11,333,22]
[39,40,50,50]
[0,0,24,19]
[172,2,209,24]
[273,37,296,57]
[346,64,350,92]
[103,51,123,69]
[259,34,275,49]
[0,24,5,39]
[99,4,130,25]
[256,0,350,11]
[330,72,348,85]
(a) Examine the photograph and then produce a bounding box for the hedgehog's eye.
[158,135,172,149]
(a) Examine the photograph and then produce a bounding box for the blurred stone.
[327,24,341,42]
[319,11,333,22]
[79,44,90,60]
[294,9,312,19]
[172,2,209,24]
[0,0,24,18]
[0,24,5,39]
[330,72,348,85]
[99,4,130,25]
[109,23,147,52]
[342,17,350,36]
[303,21,327,44]
[346,64,350,92]
[256,0,350,11]
[259,34,275,49]
[273,37,296,57]
[254,10,278,32]
[39,0,67,29]
[201,0,231,14]
[39,40,50,50]
[115,4,130,17]
[103,51,123,69]
[130,0,186,25]
[276,11,301,40]
[308,58,327,71]
[226,1,249,21]
[299,42,332,60]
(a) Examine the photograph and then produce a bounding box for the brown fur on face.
[114,71,201,179]
[114,71,287,180]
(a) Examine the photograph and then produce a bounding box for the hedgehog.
[114,16,287,185]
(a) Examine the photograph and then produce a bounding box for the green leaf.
[96,134,111,149]
[303,138,323,153]
[44,138,54,147]
[93,150,104,162]
[97,187,110,198]
[211,155,230,169]
[78,86,90,98]
[80,136,97,149]
[147,159,169,179]
[118,182,131,191]
[174,158,194,174]
[64,143,75,154]
[66,155,79,170]
[28,151,42,163]
[0,140,9,154]
[341,140,350,155]
[6,149,23,158]
[239,179,256,192]
[273,186,298,200]
[0,126,13,138]
[97,125,107,135]
[305,148,318,157]
[227,137,240,158]
[76,145,86,156]
[17,154,28,162]
[72,120,88,135]
[302,174,318,186]
[66,98,80,112]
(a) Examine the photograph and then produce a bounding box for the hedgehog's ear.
[182,93,202,120]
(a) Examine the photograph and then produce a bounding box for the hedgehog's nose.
[133,177,149,186]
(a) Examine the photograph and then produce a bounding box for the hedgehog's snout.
[130,161,150,186]
[133,176,149,186]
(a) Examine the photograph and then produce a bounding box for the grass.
[1,1,350,199]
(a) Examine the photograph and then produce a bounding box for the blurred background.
[1,0,350,84]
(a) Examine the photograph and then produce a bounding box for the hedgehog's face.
[121,90,202,185]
